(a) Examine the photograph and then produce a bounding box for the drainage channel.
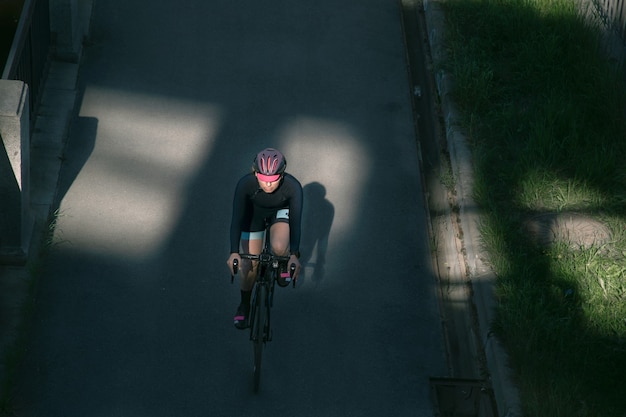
[398,1,498,416]
[430,377,498,417]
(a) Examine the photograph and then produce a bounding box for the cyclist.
[227,148,303,330]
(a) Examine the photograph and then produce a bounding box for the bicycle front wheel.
[252,283,266,392]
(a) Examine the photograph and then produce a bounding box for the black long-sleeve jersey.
[229,173,303,254]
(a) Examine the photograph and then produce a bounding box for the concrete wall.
[0,80,32,264]
[0,0,92,263]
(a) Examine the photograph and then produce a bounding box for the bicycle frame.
[231,219,294,392]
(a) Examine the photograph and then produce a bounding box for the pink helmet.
[253,148,287,182]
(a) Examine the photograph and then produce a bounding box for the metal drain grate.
[430,377,498,417]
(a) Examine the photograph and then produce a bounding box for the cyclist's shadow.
[300,182,334,286]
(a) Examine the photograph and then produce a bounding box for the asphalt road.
[12,0,448,415]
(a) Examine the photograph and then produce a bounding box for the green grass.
[440,0,626,415]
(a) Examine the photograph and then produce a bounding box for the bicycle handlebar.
[231,254,298,287]
[238,253,291,263]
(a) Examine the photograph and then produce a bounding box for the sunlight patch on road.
[55,88,222,258]
[279,117,369,239]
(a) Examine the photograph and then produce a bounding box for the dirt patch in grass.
[523,212,613,250]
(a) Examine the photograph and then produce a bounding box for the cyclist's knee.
[271,242,289,256]
[270,232,289,255]
[270,222,289,254]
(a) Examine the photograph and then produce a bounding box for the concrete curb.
[422,0,524,416]
[31,61,79,220]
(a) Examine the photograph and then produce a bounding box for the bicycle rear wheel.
[252,283,266,392]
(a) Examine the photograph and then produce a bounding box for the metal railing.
[1,0,50,123]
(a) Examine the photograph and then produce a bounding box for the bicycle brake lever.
[231,258,239,283]
[290,263,296,288]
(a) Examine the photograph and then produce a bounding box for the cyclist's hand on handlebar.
[289,254,301,282]
[227,253,241,276]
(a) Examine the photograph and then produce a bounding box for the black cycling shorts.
[241,207,290,240]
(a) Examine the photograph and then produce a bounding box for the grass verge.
[440,0,626,415]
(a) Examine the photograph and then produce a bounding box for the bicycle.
[231,219,296,393]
